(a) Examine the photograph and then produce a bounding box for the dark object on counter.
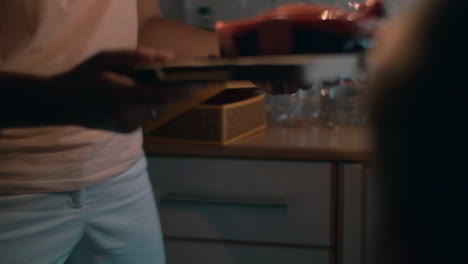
[217,0,384,57]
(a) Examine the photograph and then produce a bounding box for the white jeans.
[0,157,166,264]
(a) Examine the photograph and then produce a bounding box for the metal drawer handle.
[158,193,288,208]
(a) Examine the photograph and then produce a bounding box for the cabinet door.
[165,240,332,264]
[338,164,384,264]
[147,156,334,247]
[338,163,366,264]
[365,168,380,264]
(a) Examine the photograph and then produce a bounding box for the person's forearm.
[138,17,220,60]
[0,71,90,128]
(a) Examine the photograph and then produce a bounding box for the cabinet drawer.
[147,156,334,246]
[165,240,332,264]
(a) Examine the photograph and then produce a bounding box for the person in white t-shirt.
[0,1,219,263]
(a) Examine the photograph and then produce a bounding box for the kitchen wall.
[160,0,419,25]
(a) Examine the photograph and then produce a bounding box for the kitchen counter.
[144,123,371,162]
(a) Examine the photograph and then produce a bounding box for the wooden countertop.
[144,124,371,162]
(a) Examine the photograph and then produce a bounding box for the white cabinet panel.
[338,163,365,264]
[165,240,331,264]
[365,168,380,264]
[148,156,333,246]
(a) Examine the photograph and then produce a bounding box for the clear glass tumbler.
[318,76,369,127]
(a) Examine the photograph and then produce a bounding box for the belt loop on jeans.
[67,190,85,209]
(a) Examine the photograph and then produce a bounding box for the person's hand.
[49,48,200,132]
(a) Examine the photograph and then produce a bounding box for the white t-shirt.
[0,0,144,193]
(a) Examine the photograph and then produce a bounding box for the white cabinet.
[337,163,366,264]
[147,156,336,264]
[165,241,331,264]
[147,156,373,264]
[337,164,380,264]
[148,157,334,246]
[364,168,380,264]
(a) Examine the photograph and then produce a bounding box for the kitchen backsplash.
[160,0,418,25]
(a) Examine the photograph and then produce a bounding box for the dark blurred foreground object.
[217,0,384,57]
[369,0,468,263]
